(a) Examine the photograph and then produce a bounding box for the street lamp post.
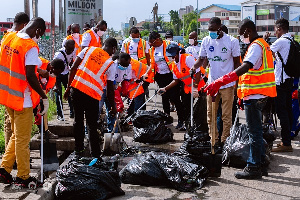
[197,0,199,36]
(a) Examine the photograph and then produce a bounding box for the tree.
[142,22,150,30]
[140,30,150,37]
[169,10,181,35]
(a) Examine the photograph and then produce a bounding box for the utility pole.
[197,0,199,36]
[24,0,30,18]
[51,0,55,59]
[32,0,38,18]
[59,0,63,34]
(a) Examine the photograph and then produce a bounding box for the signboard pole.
[24,0,30,18]
[51,0,55,59]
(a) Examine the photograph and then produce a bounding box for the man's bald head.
[21,17,46,39]
[64,39,75,55]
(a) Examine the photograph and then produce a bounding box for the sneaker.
[261,166,268,176]
[235,166,262,179]
[14,176,43,189]
[271,145,293,152]
[179,125,186,131]
[37,130,59,139]
[0,168,13,184]
[276,142,283,147]
[175,122,184,129]
[57,115,64,121]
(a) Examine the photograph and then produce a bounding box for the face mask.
[97,30,105,37]
[32,36,40,43]
[132,38,140,43]
[240,30,250,44]
[209,31,219,39]
[168,57,175,63]
[73,33,80,39]
[166,38,172,41]
[189,39,195,45]
[118,65,127,70]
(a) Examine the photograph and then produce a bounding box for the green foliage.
[0,105,5,154]
[199,31,209,40]
[142,22,150,30]
[169,10,182,36]
[294,34,300,43]
[140,30,150,37]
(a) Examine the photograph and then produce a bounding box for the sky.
[1,0,245,30]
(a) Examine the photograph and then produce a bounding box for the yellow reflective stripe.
[136,62,143,78]
[0,65,26,81]
[238,81,276,90]
[0,84,23,98]
[254,40,268,69]
[246,68,274,76]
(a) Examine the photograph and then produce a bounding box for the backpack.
[277,37,300,78]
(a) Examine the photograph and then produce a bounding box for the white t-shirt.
[270,33,292,85]
[16,32,42,108]
[62,34,80,57]
[199,33,240,89]
[77,47,115,83]
[153,43,170,74]
[242,42,267,100]
[121,38,150,61]
[186,44,201,60]
[53,48,74,75]
[111,61,133,83]
[81,27,100,47]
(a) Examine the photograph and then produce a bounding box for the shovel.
[103,113,122,154]
[40,113,59,175]
[202,95,222,177]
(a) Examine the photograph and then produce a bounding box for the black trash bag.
[132,110,173,128]
[262,124,276,151]
[133,121,174,144]
[120,151,209,192]
[188,93,208,133]
[55,157,125,200]
[223,124,270,168]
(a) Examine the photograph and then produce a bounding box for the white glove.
[39,98,49,116]
[192,87,199,98]
[157,88,166,95]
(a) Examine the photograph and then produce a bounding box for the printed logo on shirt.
[182,68,187,73]
[221,47,227,53]
[129,46,134,51]
[208,56,227,62]
[123,74,127,79]
[209,46,214,52]
[115,74,118,79]
[139,46,143,50]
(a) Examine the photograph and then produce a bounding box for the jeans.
[71,88,100,158]
[55,73,74,117]
[155,72,184,122]
[275,78,293,146]
[244,98,267,167]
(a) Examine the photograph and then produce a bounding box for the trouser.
[127,93,146,117]
[71,88,100,158]
[4,108,13,150]
[55,73,74,117]
[244,98,267,167]
[207,86,234,143]
[275,78,293,146]
[1,107,33,180]
[155,72,184,122]
[182,92,193,125]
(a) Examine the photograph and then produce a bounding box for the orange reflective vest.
[237,38,276,99]
[71,47,113,100]
[65,34,82,55]
[165,40,184,48]
[0,34,40,111]
[124,39,147,64]
[38,57,56,93]
[83,29,102,47]
[148,40,173,83]
[128,58,148,99]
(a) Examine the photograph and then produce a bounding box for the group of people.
[0,11,297,190]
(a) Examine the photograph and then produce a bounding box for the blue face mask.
[118,65,127,71]
[132,38,140,43]
[209,31,219,39]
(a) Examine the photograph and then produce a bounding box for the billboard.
[289,6,300,21]
[242,6,256,23]
[65,0,103,32]
[275,5,289,20]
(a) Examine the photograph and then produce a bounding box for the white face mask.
[189,39,195,45]
[97,30,105,37]
[73,33,80,39]
[240,30,250,44]
[166,38,172,41]
[32,36,40,43]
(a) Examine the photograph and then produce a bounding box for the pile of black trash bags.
[132,110,174,144]
[222,123,276,168]
[55,154,125,200]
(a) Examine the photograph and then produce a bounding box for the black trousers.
[275,78,293,146]
[71,88,100,157]
[155,72,184,122]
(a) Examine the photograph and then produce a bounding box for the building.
[241,0,300,35]
[198,4,241,35]
[179,5,194,19]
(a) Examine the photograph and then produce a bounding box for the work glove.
[39,98,49,116]
[157,88,166,95]
[292,90,298,99]
[192,87,199,98]
[203,71,238,96]
[238,98,244,110]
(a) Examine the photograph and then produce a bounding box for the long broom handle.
[191,75,194,128]
[41,115,44,183]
